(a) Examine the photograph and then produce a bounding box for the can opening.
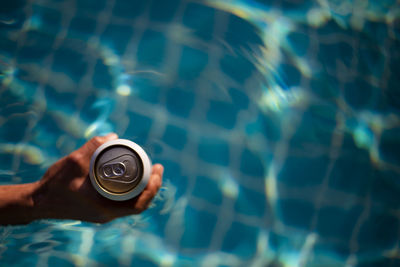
[94,145,144,194]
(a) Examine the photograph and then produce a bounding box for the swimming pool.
[1,0,399,266]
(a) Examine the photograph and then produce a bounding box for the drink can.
[89,139,151,201]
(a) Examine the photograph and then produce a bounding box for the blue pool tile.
[10,74,38,101]
[32,5,62,34]
[307,244,352,266]
[357,211,399,252]
[206,100,238,129]
[268,231,289,252]
[318,41,354,70]
[68,16,97,40]
[279,0,314,10]
[289,105,336,147]
[287,30,309,56]
[76,0,106,13]
[18,31,54,63]
[0,112,34,142]
[343,78,379,110]
[278,155,329,187]
[80,94,110,121]
[234,186,267,216]
[387,45,400,111]
[279,63,301,87]
[53,46,87,81]
[198,137,230,166]
[310,73,340,101]
[316,19,350,36]
[192,176,223,206]
[178,46,208,81]
[165,87,195,118]
[228,87,249,109]
[387,75,400,111]
[245,113,281,141]
[112,0,147,19]
[36,114,63,143]
[180,206,217,249]
[380,128,400,165]
[124,111,153,143]
[43,85,77,112]
[239,148,265,177]
[388,40,400,78]
[358,44,385,78]
[316,206,363,240]
[329,149,373,195]
[220,54,255,83]
[363,20,389,45]
[149,0,180,22]
[221,221,258,259]
[48,256,75,267]
[137,30,166,68]
[162,124,187,150]
[93,59,113,89]
[224,14,264,52]
[3,251,38,266]
[277,199,314,229]
[156,159,187,197]
[371,170,400,209]
[157,159,182,178]
[130,256,158,267]
[0,154,13,169]
[101,23,134,54]
[0,36,18,55]
[357,257,400,267]
[0,100,30,117]
[0,1,26,31]
[182,2,215,41]
[134,78,160,103]
[47,230,78,253]
[259,114,281,141]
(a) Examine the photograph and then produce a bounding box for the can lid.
[89,139,152,201]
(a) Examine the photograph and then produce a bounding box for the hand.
[34,133,163,223]
[0,134,163,225]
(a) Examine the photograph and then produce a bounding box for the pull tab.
[97,154,139,184]
[101,162,126,178]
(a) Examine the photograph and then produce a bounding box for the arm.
[0,182,40,225]
[0,134,163,225]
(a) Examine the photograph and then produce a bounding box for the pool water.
[1,0,400,266]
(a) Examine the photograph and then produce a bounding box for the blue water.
[1,0,400,266]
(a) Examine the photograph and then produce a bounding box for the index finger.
[73,133,119,162]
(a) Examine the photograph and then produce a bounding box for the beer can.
[89,139,151,201]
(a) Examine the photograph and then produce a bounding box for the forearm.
[0,182,40,225]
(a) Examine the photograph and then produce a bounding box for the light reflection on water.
[1,0,400,266]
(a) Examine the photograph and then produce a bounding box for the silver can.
[89,139,152,201]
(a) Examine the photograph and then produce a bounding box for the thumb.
[75,133,118,161]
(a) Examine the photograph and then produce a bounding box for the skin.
[0,133,163,225]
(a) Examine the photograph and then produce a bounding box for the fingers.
[90,163,164,221]
[133,164,163,213]
[73,133,118,162]
[152,164,164,180]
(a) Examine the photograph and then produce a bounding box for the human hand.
[32,133,163,223]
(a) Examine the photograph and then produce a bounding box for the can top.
[94,145,142,194]
[89,139,152,201]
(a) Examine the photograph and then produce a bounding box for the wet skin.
[0,133,163,225]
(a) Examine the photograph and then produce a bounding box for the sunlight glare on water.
[0,0,400,266]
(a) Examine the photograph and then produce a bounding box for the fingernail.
[105,133,118,140]
[154,164,164,175]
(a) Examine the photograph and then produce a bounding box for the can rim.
[89,139,152,201]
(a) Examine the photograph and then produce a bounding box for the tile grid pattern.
[0,0,399,266]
